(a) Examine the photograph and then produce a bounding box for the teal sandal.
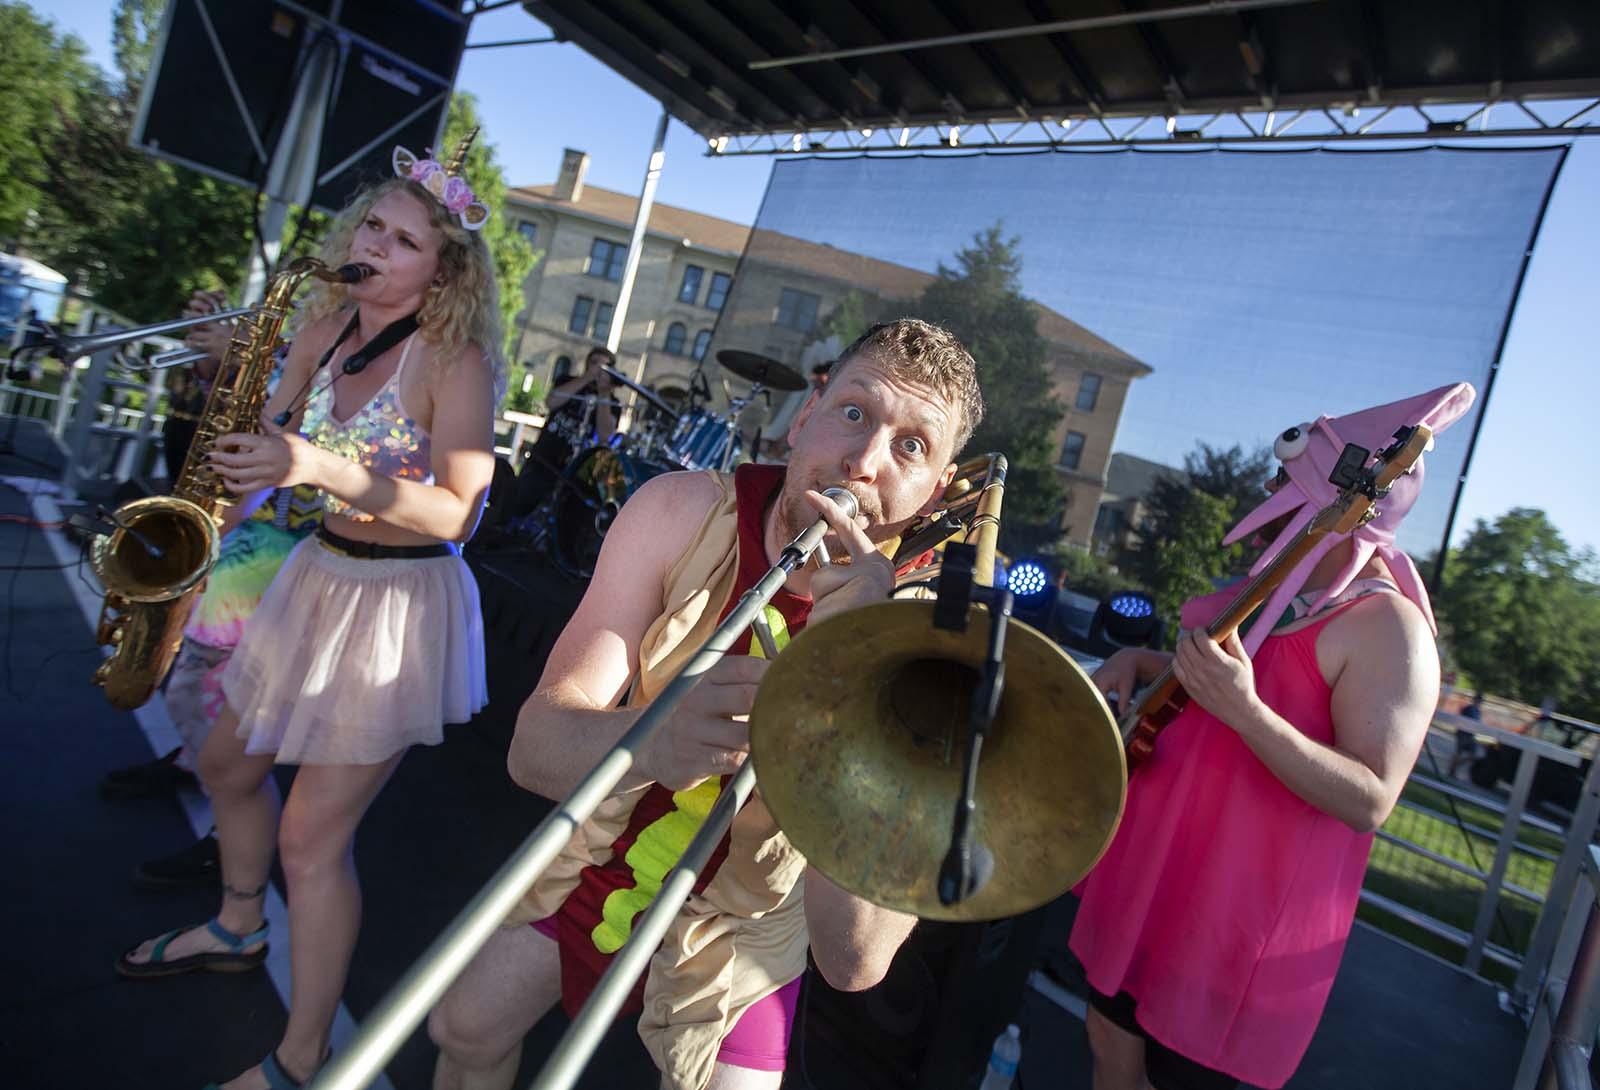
[202,1050,322,1090]
[114,917,268,978]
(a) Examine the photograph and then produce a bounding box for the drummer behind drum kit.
[525,349,809,579]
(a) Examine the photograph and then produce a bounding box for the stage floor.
[0,420,1528,1090]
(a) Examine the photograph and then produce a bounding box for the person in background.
[1449,690,1485,780]
[158,289,229,484]
[510,345,619,518]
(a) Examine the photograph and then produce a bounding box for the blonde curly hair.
[297,177,507,402]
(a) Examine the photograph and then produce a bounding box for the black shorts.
[1088,988,1239,1090]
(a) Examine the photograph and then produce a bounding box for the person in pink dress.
[1074,382,1476,1090]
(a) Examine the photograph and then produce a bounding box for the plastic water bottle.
[978,1023,1021,1090]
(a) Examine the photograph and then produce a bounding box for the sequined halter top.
[301,332,433,522]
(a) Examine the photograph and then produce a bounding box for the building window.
[776,287,820,333]
[679,265,704,305]
[1059,430,1087,471]
[586,237,626,281]
[1076,373,1102,412]
[552,354,574,384]
[691,329,712,362]
[593,301,615,341]
[517,221,539,245]
[568,296,594,335]
[706,271,732,310]
[664,322,687,356]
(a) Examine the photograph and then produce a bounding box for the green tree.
[1125,480,1234,645]
[816,290,869,349]
[111,0,163,89]
[914,225,1065,549]
[1046,542,1126,602]
[1185,443,1273,519]
[442,92,539,356]
[1435,509,1600,720]
[0,3,96,243]
[27,0,255,317]
[1182,442,1273,574]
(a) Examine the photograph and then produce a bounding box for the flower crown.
[392,127,490,231]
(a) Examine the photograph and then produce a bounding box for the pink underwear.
[531,917,800,1070]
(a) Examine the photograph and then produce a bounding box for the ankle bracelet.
[223,880,268,901]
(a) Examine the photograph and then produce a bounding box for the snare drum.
[551,446,676,579]
[667,408,741,472]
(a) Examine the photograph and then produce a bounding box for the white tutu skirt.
[221,537,487,765]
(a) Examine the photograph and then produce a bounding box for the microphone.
[819,486,858,520]
[335,263,374,283]
[99,507,165,560]
[67,508,165,560]
[813,488,858,568]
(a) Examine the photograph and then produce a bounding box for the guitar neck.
[1118,518,1330,739]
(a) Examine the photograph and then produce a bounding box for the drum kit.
[525,349,809,579]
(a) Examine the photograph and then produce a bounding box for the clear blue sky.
[38,1,1599,556]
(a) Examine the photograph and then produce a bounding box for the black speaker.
[795,907,1050,1090]
[132,0,467,213]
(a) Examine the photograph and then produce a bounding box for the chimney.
[553,149,589,202]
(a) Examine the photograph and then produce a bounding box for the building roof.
[1104,451,1185,502]
[506,182,751,256]
[748,228,1148,372]
[509,180,1148,372]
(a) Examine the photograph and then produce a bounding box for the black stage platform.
[0,418,1528,1090]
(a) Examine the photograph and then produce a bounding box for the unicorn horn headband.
[392,126,490,231]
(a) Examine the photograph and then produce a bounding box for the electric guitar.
[1121,423,1435,769]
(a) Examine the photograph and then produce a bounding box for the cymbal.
[601,365,677,418]
[715,349,807,392]
[750,599,1126,922]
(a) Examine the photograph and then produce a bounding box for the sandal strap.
[205,917,269,951]
[262,1050,318,1090]
[148,926,188,963]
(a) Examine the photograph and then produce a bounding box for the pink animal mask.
[1223,381,1477,655]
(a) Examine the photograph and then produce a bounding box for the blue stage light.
[1007,561,1050,599]
[1109,593,1154,620]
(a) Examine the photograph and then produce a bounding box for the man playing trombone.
[429,319,986,1090]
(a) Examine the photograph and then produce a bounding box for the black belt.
[316,525,456,559]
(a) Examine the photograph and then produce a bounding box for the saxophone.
[91,258,366,709]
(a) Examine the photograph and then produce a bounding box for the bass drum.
[551,446,675,579]
[666,407,741,472]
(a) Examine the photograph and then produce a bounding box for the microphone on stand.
[66,508,165,560]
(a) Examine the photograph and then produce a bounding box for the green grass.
[1360,778,1564,979]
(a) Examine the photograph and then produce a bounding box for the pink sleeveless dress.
[1070,587,1386,1088]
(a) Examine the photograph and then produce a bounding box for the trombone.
[40,306,257,370]
[311,454,1125,1090]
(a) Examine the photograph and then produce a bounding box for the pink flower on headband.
[391,145,492,232]
[442,176,474,214]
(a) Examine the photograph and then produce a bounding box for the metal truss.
[705,96,1600,156]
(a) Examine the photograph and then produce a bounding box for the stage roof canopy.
[517,0,1600,152]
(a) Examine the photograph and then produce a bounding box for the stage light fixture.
[1088,589,1160,653]
[1007,560,1051,600]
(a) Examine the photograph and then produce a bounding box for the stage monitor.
[131,0,467,213]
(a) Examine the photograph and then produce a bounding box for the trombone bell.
[749,599,1127,922]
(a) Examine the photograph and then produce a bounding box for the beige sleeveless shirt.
[505,470,810,1090]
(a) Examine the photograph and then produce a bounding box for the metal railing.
[1360,712,1600,992]
[1514,845,1600,1090]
